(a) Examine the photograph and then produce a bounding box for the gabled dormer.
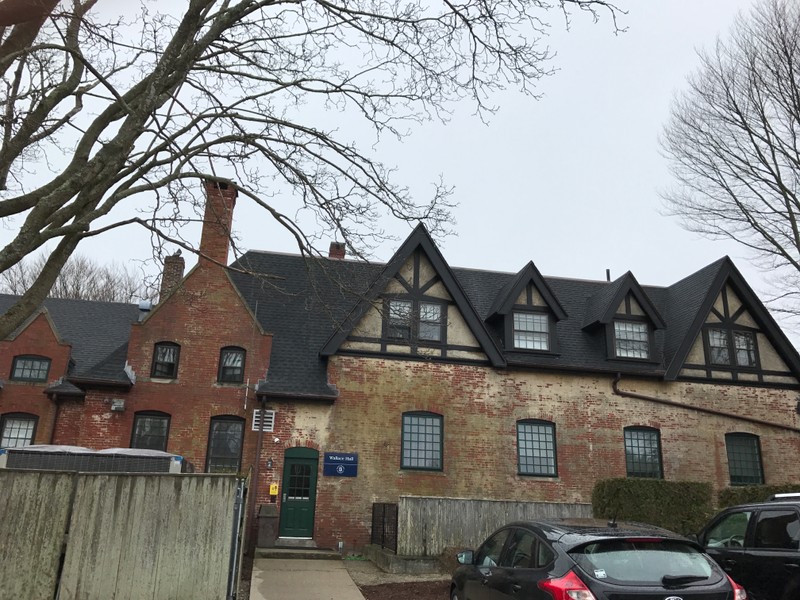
[487,261,567,354]
[665,258,800,386]
[321,224,505,366]
[583,272,665,362]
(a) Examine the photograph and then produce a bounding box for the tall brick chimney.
[200,179,237,267]
[159,252,185,302]
[328,241,346,260]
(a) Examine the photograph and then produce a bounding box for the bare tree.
[0,0,622,339]
[661,0,800,315]
[0,253,153,302]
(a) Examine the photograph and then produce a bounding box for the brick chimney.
[159,252,185,302]
[328,241,346,260]
[200,179,237,266]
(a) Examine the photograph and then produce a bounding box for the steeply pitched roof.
[582,271,666,330]
[0,295,140,384]
[487,261,567,321]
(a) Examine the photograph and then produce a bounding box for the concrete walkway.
[250,558,366,600]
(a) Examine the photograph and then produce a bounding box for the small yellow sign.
[269,483,279,495]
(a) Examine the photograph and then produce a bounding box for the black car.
[450,518,746,600]
[697,494,800,600]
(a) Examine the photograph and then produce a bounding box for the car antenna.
[607,515,618,529]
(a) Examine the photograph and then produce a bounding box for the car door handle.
[481,578,490,585]
[512,584,522,592]
[785,563,800,569]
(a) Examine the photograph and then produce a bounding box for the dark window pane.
[388,299,412,339]
[419,302,443,342]
[287,463,312,500]
[734,331,757,367]
[708,329,730,365]
[517,421,557,476]
[402,412,442,470]
[219,348,245,383]
[11,356,50,382]
[624,428,662,478]
[614,321,649,359]
[131,413,169,451]
[207,418,244,473]
[726,433,763,485]
[152,343,179,378]
[754,511,799,549]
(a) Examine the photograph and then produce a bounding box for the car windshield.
[570,539,718,586]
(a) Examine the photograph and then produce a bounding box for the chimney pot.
[329,241,346,260]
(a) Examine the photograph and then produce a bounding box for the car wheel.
[450,586,460,600]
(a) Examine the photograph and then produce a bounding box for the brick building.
[2,182,800,553]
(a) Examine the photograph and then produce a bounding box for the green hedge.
[592,478,713,536]
[718,484,800,508]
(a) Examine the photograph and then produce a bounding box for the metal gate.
[371,502,398,553]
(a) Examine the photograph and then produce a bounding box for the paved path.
[250,558,366,600]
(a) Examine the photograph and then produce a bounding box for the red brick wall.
[0,312,72,444]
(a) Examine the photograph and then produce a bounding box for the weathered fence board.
[58,474,237,600]
[397,495,593,556]
[0,471,74,600]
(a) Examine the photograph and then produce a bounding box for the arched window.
[726,432,764,485]
[206,415,245,473]
[624,426,663,479]
[131,411,171,452]
[151,342,180,379]
[517,419,557,477]
[0,412,38,448]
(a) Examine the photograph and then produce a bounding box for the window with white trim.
[512,312,549,351]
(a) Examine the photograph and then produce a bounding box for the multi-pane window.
[517,420,557,476]
[419,303,443,342]
[218,347,245,383]
[726,432,764,485]
[0,413,37,448]
[206,416,245,473]
[151,342,180,378]
[614,321,649,359]
[131,411,170,452]
[513,312,549,351]
[388,299,412,340]
[387,299,444,343]
[624,427,663,478]
[708,328,758,367]
[10,356,51,382]
[401,411,443,470]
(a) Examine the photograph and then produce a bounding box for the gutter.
[611,373,800,434]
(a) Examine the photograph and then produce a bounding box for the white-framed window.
[251,409,276,432]
[614,321,649,359]
[512,312,549,351]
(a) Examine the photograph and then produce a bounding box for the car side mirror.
[456,550,474,565]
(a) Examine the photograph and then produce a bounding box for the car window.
[570,539,718,586]
[476,529,510,567]
[536,539,555,567]
[504,529,537,568]
[704,511,752,548]
[754,510,800,550]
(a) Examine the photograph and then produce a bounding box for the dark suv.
[697,494,800,600]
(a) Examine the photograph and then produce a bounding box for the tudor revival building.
[2,182,800,552]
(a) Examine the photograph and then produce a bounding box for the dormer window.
[386,298,444,344]
[512,312,549,351]
[613,320,649,359]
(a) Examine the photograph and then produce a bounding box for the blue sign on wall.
[323,452,358,477]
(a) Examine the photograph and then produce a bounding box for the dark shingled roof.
[0,295,140,384]
[228,244,800,397]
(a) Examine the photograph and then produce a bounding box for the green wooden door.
[279,448,318,537]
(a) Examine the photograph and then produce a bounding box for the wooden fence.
[396,495,593,556]
[0,470,243,600]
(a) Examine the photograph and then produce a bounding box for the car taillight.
[726,574,747,600]
[538,570,598,600]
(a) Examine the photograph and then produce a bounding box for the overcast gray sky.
[14,0,791,336]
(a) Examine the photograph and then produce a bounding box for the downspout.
[247,394,268,550]
[611,373,800,434]
[49,395,61,444]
